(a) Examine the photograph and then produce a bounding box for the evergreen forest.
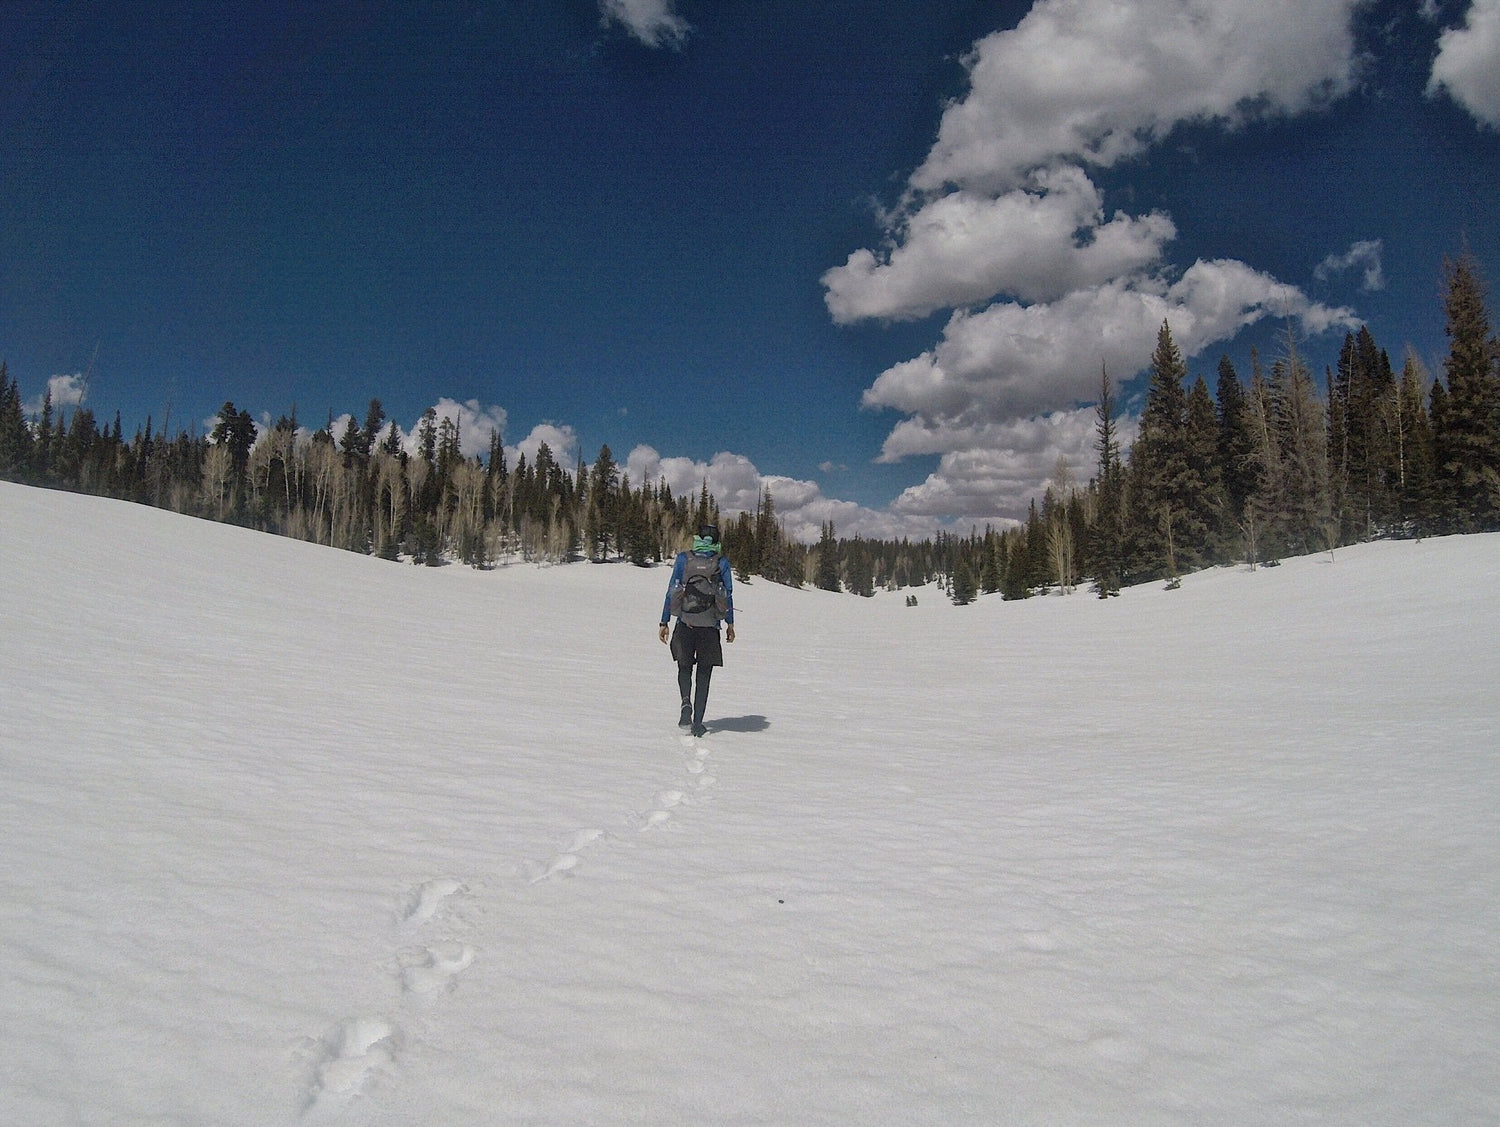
[4,255,1499,604]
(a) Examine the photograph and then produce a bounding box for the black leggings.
[678,662,713,727]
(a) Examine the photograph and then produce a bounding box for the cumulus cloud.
[823,167,1175,323]
[887,408,1138,522]
[599,0,690,49]
[624,444,939,542]
[1315,239,1386,290]
[424,398,508,458]
[823,0,1366,524]
[627,446,764,511]
[506,422,577,468]
[23,373,87,417]
[864,260,1354,461]
[911,0,1363,195]
[1428,0,1500,127]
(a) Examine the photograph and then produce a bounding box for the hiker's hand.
[726,624,736,643]
[658,624,669,644]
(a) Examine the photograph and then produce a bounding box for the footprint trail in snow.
[300,877,472,1117]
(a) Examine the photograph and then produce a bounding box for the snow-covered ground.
[2,479,1497,1126]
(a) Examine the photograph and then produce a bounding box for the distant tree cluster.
[4,255,1497,602]
[0,387,716,568]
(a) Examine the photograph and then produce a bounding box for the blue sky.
[4,0,1499,539]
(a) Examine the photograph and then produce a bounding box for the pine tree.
[1328,327,1400,542]
[754,487,777,578]
[1000,528,1030,600]
[38,388,55,481]
[1184,375,1225,559]
[362,399,385,459]
[210,401,257,519]
[950,554,977,605]
[695,479,712,529]
[1023,498,1049,589]
[979,527,1004,594]
[0,362,35,478]
[1124,321,1208,580]
[1273,330,1333,555]
[587,444,619,560]
[729,511,756,580]
[1215,355,1256,546]
[1432,254,1500,529]
[814,521,841,592]
[845,535,875,596]
[1394,351,1437,536]
[1090,365,1124,596]
[1241,356,1285,565]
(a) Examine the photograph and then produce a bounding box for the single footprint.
[402,878,463,926]
[638,809,672,832]
[528,853,580,883]
[304,1016,395,1117]
[527,827,611,883]
[400,943,476,993]
[559,827,608,853]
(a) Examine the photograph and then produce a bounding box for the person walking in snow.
[658,522,735,737]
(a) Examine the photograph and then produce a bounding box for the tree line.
[3,255,1497,601]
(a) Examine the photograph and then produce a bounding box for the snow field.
[1,480,1497,1125]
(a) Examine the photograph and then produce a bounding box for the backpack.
[673,552,727,624]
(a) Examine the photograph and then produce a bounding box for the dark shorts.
[670,622,723,667]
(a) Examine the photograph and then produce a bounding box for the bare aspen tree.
[375,451,407,557]
[1046,455,1078,593]
[1047,516,1075,594]
[451,460,488,565]
[307,441,336,543]
[202,443,231,520]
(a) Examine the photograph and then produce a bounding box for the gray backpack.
[672,552,727,626]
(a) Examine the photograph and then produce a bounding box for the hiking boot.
[679,700,693,728]
[691,722,707,738]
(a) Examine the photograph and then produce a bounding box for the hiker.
[658,522,735,737]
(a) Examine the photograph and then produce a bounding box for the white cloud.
[823,167,1176,323]
[887,408,1135,523]
[624,444,943,542]
[23,373,87,417]
[627,445,761,511]
[1428,0,1500,127]
[599,0,690,49]
[863,260,1354,460]
[423,398,507,459]
[911,0,1363,195]
[325,412,356,445]
[1315,239,1386,290]
[505,422,578,469]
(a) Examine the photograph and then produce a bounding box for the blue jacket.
[660,550,734,626]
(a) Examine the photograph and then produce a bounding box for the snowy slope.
[2,480,1497,1126]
